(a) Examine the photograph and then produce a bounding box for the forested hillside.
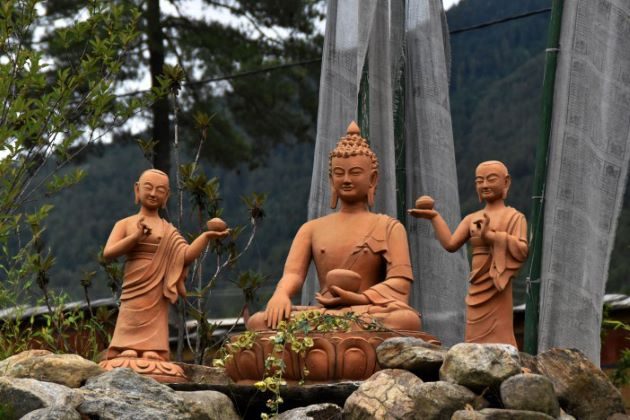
[40,0,629,316]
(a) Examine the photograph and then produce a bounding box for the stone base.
[99,357,188,384]
[225,330,440,383]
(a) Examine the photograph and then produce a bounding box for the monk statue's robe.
[466,207,528,346]
[105,220,188,361]
[296,214,421,331]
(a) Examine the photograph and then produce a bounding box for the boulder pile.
[0,342,627,420]
[0,350,238,420]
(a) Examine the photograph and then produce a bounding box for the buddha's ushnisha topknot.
[328,121,378,177]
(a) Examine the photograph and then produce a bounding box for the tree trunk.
[147,0,170,173]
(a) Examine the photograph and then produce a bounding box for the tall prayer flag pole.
[523,0,564,355]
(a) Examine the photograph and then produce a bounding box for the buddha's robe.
[466,207,528,346]
[105,220,188,361]
[298,214,421,331]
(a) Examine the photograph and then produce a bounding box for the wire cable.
[115,7,553,97]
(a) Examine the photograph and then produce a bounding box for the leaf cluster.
[0,0,142,360]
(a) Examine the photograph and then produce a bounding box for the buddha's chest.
[310,221,384,277]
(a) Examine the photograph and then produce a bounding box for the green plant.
[0,0,143,360]
[601,303,630,388]
[0,402,15,419]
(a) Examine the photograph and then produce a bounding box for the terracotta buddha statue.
[247,122,421,332]
[100,169,229,382]
[409,161,528,346]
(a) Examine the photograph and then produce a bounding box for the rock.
[173,363,233,385]
[175,390,239,420]
[558,409,576,419]
[343,369,422,419]
[277,403,342,419]
[171,381,359,416]
[439,343,521,392]
[0,376,83,419]
[518,352,539,374]
[535,348,626,420]
[0,350,104,388]
[608,414,630,420]
[20,406,81,420]
[500,373,560,417]
[376,337,447,380]
[77,368,191,420]
[409,381,477,419]
[452,408,555,419]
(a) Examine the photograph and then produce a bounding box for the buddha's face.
[475,163,509,203]
[135,170,170,210]
[330,155,376,205]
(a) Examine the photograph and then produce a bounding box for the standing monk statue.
[408,161,528,347]
[100,169,229,381]
[247,122,421,332]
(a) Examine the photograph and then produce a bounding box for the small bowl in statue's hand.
[325,269,361,294]
[415,195,435,210]
[206,217,227,232]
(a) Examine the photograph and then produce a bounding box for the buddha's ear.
[503,175,511,200]
[134,182,140,205]
[328,175,338,209]
[162,189,170,209]
[370,170,378,187]
[368,170,378,208]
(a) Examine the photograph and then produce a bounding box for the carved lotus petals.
[99,358,187,383]
[226,331,439,383]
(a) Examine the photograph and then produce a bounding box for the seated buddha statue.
[408,161,528,346]
[247,122,421,332]
[100,169,229,381]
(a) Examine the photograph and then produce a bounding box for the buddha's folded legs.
[246,304,421,332]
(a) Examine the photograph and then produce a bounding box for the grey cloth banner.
[302,0,378,305]
[403,0,468,346]
[302,0,468,346]
[538,0,630,364]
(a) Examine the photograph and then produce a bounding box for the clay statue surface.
[247,122,421,332]
[100,169,229,382]
[409,161,528,347]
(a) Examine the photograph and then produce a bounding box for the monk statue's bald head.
[475,160,511,202]
[476,161,509,177]
[138,168,169,182]
[135,169,170,208]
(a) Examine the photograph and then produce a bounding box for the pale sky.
[443,0,463,10]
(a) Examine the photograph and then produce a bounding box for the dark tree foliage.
[42,0,324,172]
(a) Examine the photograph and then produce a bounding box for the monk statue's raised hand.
[101,169,229,365]
[408,161,528,346]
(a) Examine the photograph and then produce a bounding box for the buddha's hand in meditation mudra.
[315,288,370,307]
[315,268,368,308]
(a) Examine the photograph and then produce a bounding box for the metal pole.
[523,0,564,355]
